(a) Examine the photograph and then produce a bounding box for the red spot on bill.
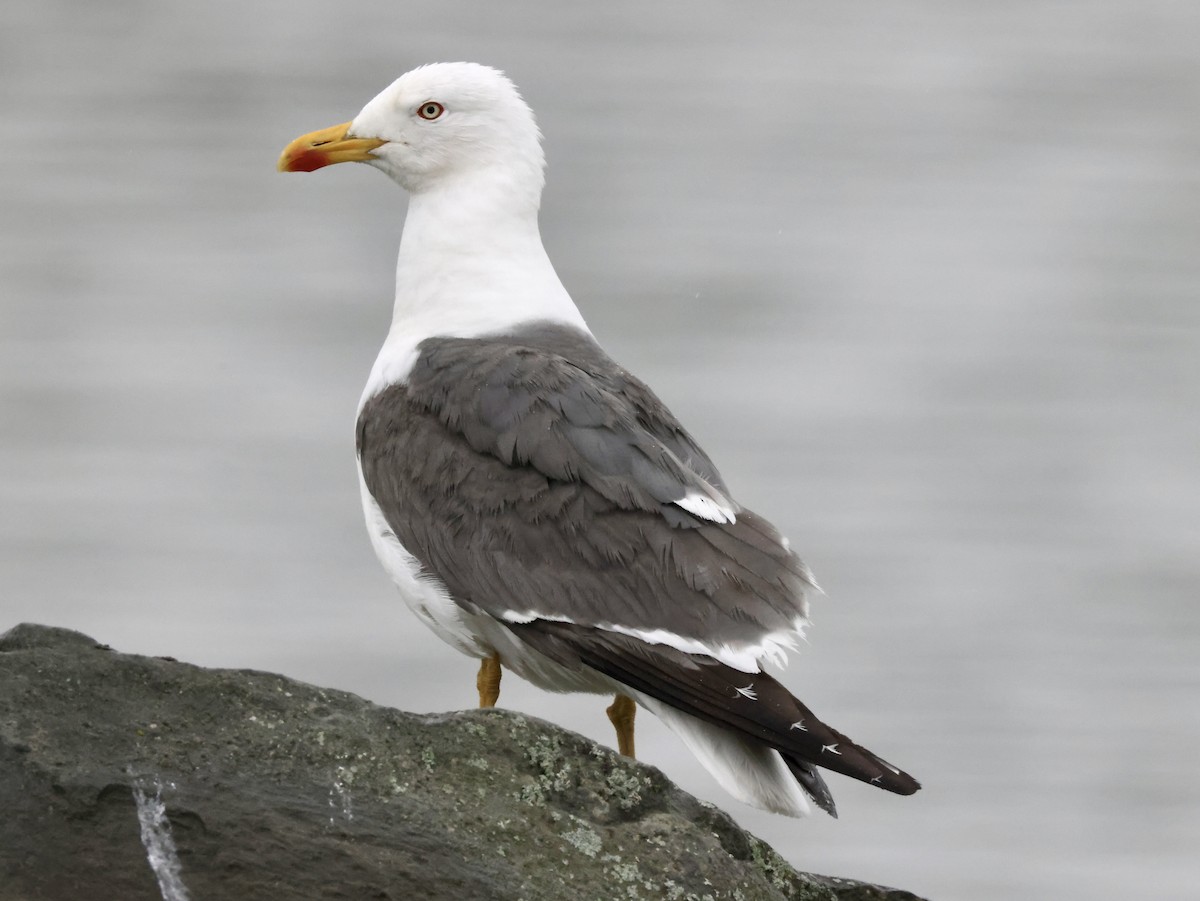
[285,149,331,173]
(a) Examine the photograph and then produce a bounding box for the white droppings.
[131,775,190,901]
[329,766,355,827]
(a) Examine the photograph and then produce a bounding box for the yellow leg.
[477,653,502,708]
[606,694,637,758]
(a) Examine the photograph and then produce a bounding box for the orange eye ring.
[417,101,445,120]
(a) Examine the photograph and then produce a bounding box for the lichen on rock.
[0,623,925,901]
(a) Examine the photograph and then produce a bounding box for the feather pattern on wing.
[356,323,815,662]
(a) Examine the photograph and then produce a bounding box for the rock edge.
[0,623,925,901]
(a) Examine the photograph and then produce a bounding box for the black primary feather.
[512,620,920,816]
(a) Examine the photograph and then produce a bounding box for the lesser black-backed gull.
[278,62,919,817]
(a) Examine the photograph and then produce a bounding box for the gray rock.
[0,623,925,901]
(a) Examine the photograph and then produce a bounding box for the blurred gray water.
[2,2,1198,898]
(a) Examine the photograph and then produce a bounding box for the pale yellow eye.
[417,101,445,121]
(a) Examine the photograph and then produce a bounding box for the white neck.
[360,172,590,409]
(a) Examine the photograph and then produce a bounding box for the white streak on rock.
[328,765,355,827]
[131,776,190,901]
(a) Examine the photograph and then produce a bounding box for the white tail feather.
[635,695,812,817]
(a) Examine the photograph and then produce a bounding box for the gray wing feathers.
[357,326,814,649]
[415,337,733,518]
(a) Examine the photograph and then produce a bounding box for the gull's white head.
[279,63,545,202]
[279,62,587,356]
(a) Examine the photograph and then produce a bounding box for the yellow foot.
[477,653,501,708]
[606,693,637,758]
